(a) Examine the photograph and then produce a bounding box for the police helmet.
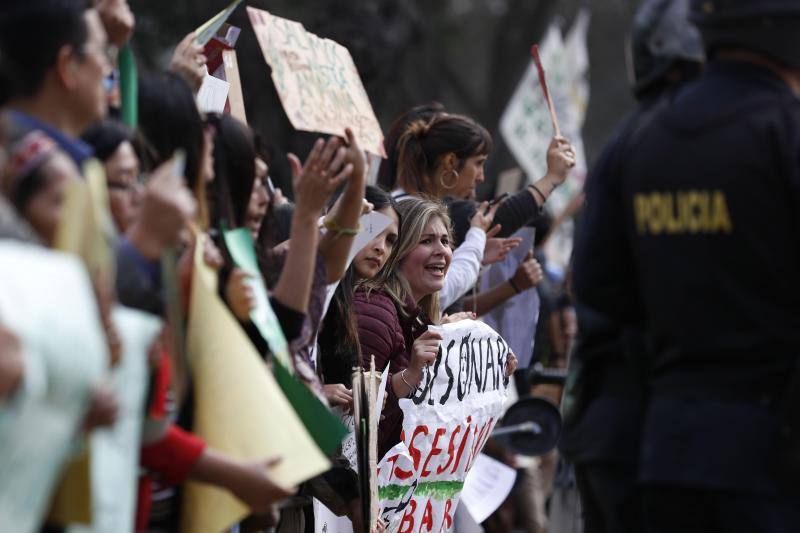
[628,0,705,98]
[690,0,800,69]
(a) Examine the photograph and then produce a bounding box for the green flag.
[223,228,347,454]
[118,46,137,128]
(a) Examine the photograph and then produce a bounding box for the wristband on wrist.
[323,217,360,236]
[529,183,547,204]
[508,278,522,294]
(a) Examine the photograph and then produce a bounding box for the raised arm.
[272,138,352,313]
[318,128,367,283]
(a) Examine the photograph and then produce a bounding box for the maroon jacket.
[353,287,432,459]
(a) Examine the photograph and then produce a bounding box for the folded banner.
[182,235,330,533]
[247,6,385,157]
[377,320,511,533]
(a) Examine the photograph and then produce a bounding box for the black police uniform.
[573,59,800,532]
[562,91,672,533]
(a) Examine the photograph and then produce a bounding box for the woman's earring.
[440,169,459,190]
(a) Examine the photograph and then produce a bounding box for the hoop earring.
[440,169,459,190]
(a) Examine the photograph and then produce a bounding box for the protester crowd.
[7,0,795,532]
[0,1,577,532]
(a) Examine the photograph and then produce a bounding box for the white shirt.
[391,188,486,308]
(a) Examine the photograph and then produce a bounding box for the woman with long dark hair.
[317,185,400,402]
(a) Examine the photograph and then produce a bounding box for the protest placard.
[182,235,330,533]
[499,10,590,217]
[247,7,385,157]
[376,320,511,533]
[0,243,107,533]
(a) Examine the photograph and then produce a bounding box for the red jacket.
[136,350,206,531]
[353,288,432,458]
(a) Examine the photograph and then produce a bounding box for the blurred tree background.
[129,0,639,195]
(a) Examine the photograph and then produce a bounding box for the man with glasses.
[0,1,194,315]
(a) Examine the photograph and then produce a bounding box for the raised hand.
[510,251,544,291]
[288,137,353,217]
[170,32,207,92]
[225,268,255,321]
[127,157,196,260]
[482,225,523,266]
[544,136,577,188]
[469,200,501,232]
[95,0,135,47]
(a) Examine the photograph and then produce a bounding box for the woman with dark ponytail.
[390,112,576,310]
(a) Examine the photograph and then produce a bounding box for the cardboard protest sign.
[182,234,330,533]
[0,243,106,533]
[377,320,511,532]
[247,7,385,157]
[54,159,115,284]
[499,9,590,217]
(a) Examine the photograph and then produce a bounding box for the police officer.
[561,2,703,532]
[573,1,800,531]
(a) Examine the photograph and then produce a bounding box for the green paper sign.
[223,228,292,370]
[223,228,347,454]
[195,0,243,46]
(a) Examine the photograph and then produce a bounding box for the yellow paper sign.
[247,7,385,157]
[181,235,330,533]
[54,158,115,284]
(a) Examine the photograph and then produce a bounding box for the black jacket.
[573,60,800,493]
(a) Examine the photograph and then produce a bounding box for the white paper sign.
[479,227,539,368]
[313,498,354,533]
[377,320,511,533]
[69,307,162,533]
[0,242,107,533]
[197,73,230,114]
[460,453,517,524]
